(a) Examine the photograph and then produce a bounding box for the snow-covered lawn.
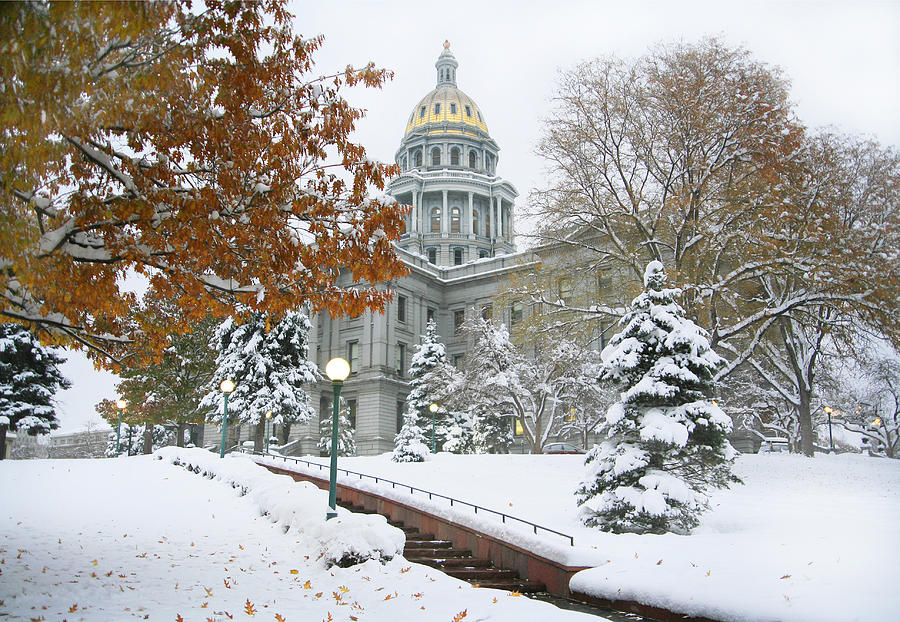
[0,451,601,622]
[260,451,900,622]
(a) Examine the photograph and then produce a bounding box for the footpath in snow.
[255,451,900,622]
[0,450,603,622]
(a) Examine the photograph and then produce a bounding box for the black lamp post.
[219,379,235,458]
[325,357,350,520]
[824,406,834,453]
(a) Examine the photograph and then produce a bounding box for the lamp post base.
[326,511,338,521]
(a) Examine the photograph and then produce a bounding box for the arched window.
[472,209,479,236]
[427,247,437,264]
[450,147,460,166]
[400,155,407,171]
[414,150,422,167]
[453,247,463,265]
[430,207,441,233]
[450,207,461,233]
[469,151,476,169]
[431,147,441,166]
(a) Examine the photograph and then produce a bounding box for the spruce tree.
[0,324,71,459]
[393,320,448,459]
[317,398,356,457]
[576,261,737,534]
[472,404,513,454]
[201,311,318,452]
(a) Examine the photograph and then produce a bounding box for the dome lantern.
[436,39,458,87]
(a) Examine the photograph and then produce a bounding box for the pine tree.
[576,261,737,534]
[395,320,449,458]
[317,398,356,457]
[472,404,513,454]
[442,410,476,454]
[0,324,71,459]
[392,410,431,462]
[201,311,319,452]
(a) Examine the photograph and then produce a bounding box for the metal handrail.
[242,449,574,547]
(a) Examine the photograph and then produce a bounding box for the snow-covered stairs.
[340,502,546,593]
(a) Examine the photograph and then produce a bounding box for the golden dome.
[403,42,489,138]
[404,86,489,137]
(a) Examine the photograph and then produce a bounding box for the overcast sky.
[53,0,900,433]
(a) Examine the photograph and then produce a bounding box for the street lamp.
[824,406,834,453]
[219,379,235,458]
[429,403,438,453]
[265,410,273,454]
[325,357,351,520]
[115,399,126,456]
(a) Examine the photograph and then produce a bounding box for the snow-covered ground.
[257,451,900,622]
[0,451,603,622]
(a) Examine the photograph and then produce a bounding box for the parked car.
[542,442,586,455]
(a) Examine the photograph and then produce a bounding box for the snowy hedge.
[155,447,405,568]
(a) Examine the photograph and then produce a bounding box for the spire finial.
[443,39,450,50]
[435,40,458,87]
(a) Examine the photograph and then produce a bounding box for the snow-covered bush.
[157,447,404,567]
[106,424,174,456]
[576,261,738,534]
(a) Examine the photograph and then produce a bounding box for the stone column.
[410,191,418,233]
[442,189,449,233]
[467,192,474,236]
[496,196,503,239]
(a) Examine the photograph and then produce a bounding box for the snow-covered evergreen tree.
[317,398,356,457]
[442,410,476,454]
[106,424,174,457]
[472,404,513,454]
[0,324,71,459]
[201,311,318,452]
[576,261,737,534]
[394,320,449,459]
[392,410,431,462]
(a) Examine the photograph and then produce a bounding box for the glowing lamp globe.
[325,358,350,382]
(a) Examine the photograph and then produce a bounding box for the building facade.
[282,42,530,456]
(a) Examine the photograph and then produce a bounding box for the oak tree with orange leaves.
[1,0,408,366]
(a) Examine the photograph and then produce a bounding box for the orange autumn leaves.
[0,0,408,366]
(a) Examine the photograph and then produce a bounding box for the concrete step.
[404,539,453,549]
[444,568,518,581]
[403,548,472,559]
[471,577,547,593]
[423,557,492,569]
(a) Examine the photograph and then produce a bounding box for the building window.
[472,209,479,236]
[453,247,463,265]
[469,151,476,169]
[481,304,492,320]
[427,307,436,324]
[427,247,437,264]
[396,401,405,434]
[420,106,426,119]
[465,105,471,117]
[453,309,465,334]
[450,102,457,114]
[397,294,407,322]
[477,111,482,122]
[453,354,464,368]
[478,249,489,259]
[434,102,441,115]
[347,341,359,373]
[510,301,523,326]
[430,208,440,233]
[450,147,460,166]
[450,207,461,233]
[346,399,357,430]
[414,150,422,167]
[513,419,524,436]
[397,342,406,376]
[431,147,441,166]
[559,278,573,305]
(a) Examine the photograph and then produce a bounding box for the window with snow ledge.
[427,247,437,264]
[453,247,463,265]
[397,342,406,377]
[453,309,465,334]
[347,341,359,374]
[397,295,407,323]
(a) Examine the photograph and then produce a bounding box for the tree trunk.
[176,422,186,447]
[797,389,815,457]
[280,423,292,446]
[254,422,265,452]
[142,424,153,454]
[0,424,7,460]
